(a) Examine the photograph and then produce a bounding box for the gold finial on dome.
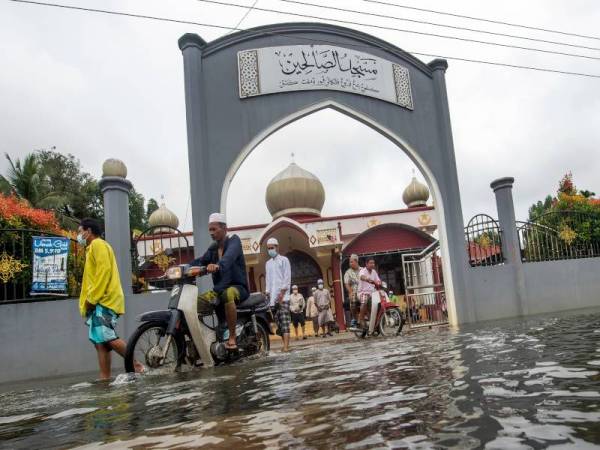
[148,196,179,233]
[265,162,325,220]
[402,176,430,208]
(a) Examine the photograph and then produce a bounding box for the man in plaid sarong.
[265,237,291,352]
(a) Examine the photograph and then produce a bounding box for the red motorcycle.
[354,283,404,339]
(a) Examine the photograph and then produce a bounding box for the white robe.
[265,254,291,306]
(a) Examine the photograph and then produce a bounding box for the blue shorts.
[85,304,119,345]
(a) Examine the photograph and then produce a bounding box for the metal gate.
[401,241,448,328]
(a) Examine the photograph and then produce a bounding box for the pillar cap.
[102,158,127,178]
[178,33,207,51]
[490,177,515,192]
[428,58,448,72]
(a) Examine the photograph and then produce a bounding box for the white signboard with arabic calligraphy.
[238,45,414,110]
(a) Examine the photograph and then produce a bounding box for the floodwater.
[1,310,600,449]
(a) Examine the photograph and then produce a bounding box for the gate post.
[99,159,133,295]
[178,33,216,293]
[490,177,528,315]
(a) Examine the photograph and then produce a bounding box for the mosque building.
[138,162,438,328]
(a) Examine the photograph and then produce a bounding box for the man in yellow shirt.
[78,218,141,379]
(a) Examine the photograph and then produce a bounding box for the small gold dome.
[266,163,325,220]
[149,201,179,233]
[402,177,430,208]
[102,158,127,178]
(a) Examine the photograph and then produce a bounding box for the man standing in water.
[289,285,307,340]
[314,279,332,338]
[305,287,319,337]
[265,238,292,352]
[343,254,361,329]
[78,218,142,380]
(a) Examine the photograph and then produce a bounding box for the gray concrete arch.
[178,22,473,325]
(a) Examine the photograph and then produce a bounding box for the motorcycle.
[353,283,404,339]
[124,265,272,373]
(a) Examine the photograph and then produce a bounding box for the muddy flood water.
[1,309,600,449]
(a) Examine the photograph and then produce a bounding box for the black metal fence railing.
[517,211,600,263]
[0,228,82,303]
[131,225,191,293]
[464,214,504,267]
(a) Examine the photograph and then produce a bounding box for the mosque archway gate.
[179,22,473,325]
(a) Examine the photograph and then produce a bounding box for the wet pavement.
[1,309,600,449]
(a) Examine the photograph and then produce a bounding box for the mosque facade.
[139,162,438,329]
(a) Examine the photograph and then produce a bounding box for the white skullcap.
[208,212,226,224]
[311,287,316,291]
[388,291,393,294]
[267,237,279,246]
[350,254,359,261]
[317,279,323,284]
[292,285,298,289]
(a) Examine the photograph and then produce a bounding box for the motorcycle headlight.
[166,266,183,280]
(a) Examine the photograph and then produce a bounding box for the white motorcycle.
[124,265,272,372]
[352,283,404,339]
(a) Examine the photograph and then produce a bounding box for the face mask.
[77,233,87,246]
[318,284,324,289]
[268,249,277,258]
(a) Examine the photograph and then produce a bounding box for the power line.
[6,0,600,79]
[361,0,600,42]
[7,0,236,31]
[227,0,259,35]
[277,0,600,53]
[197,0,600,62]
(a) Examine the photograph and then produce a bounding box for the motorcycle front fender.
[138,310,172,324]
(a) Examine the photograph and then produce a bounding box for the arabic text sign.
[31,236,70,295]
[238,45,414,110]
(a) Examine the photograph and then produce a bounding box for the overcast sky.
[1,0,599,229]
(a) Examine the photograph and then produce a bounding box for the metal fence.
[131,225,191,293]
[465,214,504,267]
[401,241,448,328]
[0,228,82,303]
[517,211,600,263]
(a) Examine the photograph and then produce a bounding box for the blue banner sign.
[31,236,70,295]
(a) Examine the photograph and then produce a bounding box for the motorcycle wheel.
[246,322,270,356]
[354,322,368,339]
[378,308,403,337]
[124,321,183,374]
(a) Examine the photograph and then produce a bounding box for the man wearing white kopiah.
[265,237,292,352]
[189,212,248,351]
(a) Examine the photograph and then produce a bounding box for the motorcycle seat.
[237,292,268,309]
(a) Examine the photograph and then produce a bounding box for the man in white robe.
[265,237,291,352]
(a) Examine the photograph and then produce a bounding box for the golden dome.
[148,200,179,233]
[266,162,325,220]
[402,177,430,208]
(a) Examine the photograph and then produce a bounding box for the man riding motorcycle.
[357,257,381,331]
[188,212,248,351]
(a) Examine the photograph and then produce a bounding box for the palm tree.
[0,153,64,208]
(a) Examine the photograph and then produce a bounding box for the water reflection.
[1,310,599,449]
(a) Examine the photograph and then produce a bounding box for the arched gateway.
[178,23,472,325]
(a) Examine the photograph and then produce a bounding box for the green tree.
[129,188,146,232]
[0,153,64,209]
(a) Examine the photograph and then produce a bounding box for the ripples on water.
[1,310,600,449]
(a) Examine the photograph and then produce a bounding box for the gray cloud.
[0,0,598,232]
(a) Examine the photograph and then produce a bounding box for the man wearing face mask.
[314,279,332,338]
[289,285,307,340]
[265,238,291,352]
[78,218,143,380]
[189,213,248,351]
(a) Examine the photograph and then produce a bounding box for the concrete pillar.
[429,59,473,325]
[178,33,214,292]
[490,177,528,315]
[99,159,133,295]
[331,249,346,331]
